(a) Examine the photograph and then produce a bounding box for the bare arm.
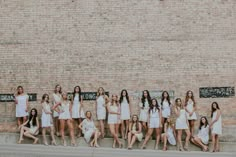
[159,110,162,128]
[210,110,221,127]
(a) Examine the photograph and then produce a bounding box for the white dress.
[108,104,118,124]
[186,100,197,120]
[149,108,161,128]
[15,95,29,117]
[82,119,97,143]
[52,93,62,118]
[162,100,171,118]
[41,102,53,127]
[197,125,209,144]
[131,123,143,141]
[139,99,150,122]
[120,97,131,120]
[212,111,222,135]
[166,127,176,145]
[175,108,189,130]
[29,119,39,135]
[72,94,85,119]
[58,101,71,120]
[96,96,106,120]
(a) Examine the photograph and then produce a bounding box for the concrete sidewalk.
[0,144,235,157]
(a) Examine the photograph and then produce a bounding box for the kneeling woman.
[127,115,143,149]
[18,108,39,144]
[53,92,76,146]
[79,111,101,147]
[191,116,209,151]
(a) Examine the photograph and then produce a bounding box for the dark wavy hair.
[73,86,81,102]
[141,90,152,107]
[161,91,171,107]
[54,84,62,94]
[199,116,209,130]
[17,86,24,95]
[27,108,38,127]
[119,89,130,104]
[149,98,160,113]
[185,90,196,107]
[211,102,220,118]
[41,93,49,103]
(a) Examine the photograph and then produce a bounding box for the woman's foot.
[94,144,100,148]
[162,146,167,151]
[112,143,116,148]
[51,140,57,146]
[155,144,159,150]
[202,146,209,152]
[101,133,105,139]
[56,132,60,137]
[183,145,189,151]
[33,138,39,144]
[43,141,49,146]
[90,142,94,147]
[141,144,146,149]
[71,142,77,147]
[119,142,123,148]
[179,146,184,151]
[127,146,132,150]
[17,139,23,144]
[63,140,67,147]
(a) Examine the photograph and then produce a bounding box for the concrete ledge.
[0,133,235,152]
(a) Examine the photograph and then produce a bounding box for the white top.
[212,111,222,135]
[150,108,160,118]
[186,100,197,120]
[96,95,106,120]
[162,100,171,118]
[120,97,131,120]
[197,125,209,144]
[175,108,189,130]
[52,93,62,117]
[59,101,71,119]
[41,102,53,127]
[72,94,85,118]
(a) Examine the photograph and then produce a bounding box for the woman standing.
[141,98,162,150]
[119,89,131,139]
[41,94,57,146]
[161,117,176,151]
[52,84,62,136]
[175,98,191,151]
[161,91,171,125]
[96,87,109,138]
[191,116,209,152]
[107,95,123,148]
[14,86,29,127]
[209,102,222,152]
[79,111,101,147]
[72,86,85,137]
[185,90,197,135]
[17,108,39,144]
[53,92,76,146]
[127,115,143,150]
[139,90,152,132]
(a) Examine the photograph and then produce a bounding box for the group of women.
[14,85,222,152]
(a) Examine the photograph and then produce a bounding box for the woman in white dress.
[161,117,176,151]
[139,90,152,132]
[96,87,109,138]
[119,89,131,139]
[141,98,162,150]
[52,84,62,136]
[17,108,39,144]
[127,115,143,150]
[41,94,57,146]
[185,90,197,136]
[161,91,172,125]
[175,98,191,151]
[79,111,101,147]
[14,86,29,127]
[72,86,85,137]
[191,116,209,152]
[53,92,76,146]
[107,95,123,148]
[209,102,222,152]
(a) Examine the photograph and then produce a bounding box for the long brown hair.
[211,102,220,118]
[185,90,196,107]
[97,87,105,96]
[111,94,119,106]
[54,84,62,94]
[41,94,49,103]
[131,115,139,131]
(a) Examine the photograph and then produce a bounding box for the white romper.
[175,108,189,130]
[72,94,85,119]
[41,102,53,127]
[52,93,62,118]
[211,111,222,135]
[149,108,161,128]
[96,95,106,120]
[139,99,150,122]
[108,104,118,124]
[186,100,197,120]
[162,100,171,118]
[59,101,71,120]
[120,97,131,120]
[15,94,29,117]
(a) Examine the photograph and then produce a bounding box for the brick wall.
[0,0,236,141]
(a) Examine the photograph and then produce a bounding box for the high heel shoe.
[51,140,57,146]
[94,143,100,148]
[33,138,39,144]
[162,146,167,151]
[154,144,159,150]
[183,145,189,151]
[141,144,146,149]
[71,141,77,147]
[44,141,49,146]
[119,142,123,149]
[63,140,67,147]
[17,139,23,144]
[179,146,184,151]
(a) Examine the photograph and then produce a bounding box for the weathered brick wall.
[0,0,236,141]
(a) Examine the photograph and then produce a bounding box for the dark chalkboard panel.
[199,87,235,98]
[0,93,37,102]
[68,92,109,101]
